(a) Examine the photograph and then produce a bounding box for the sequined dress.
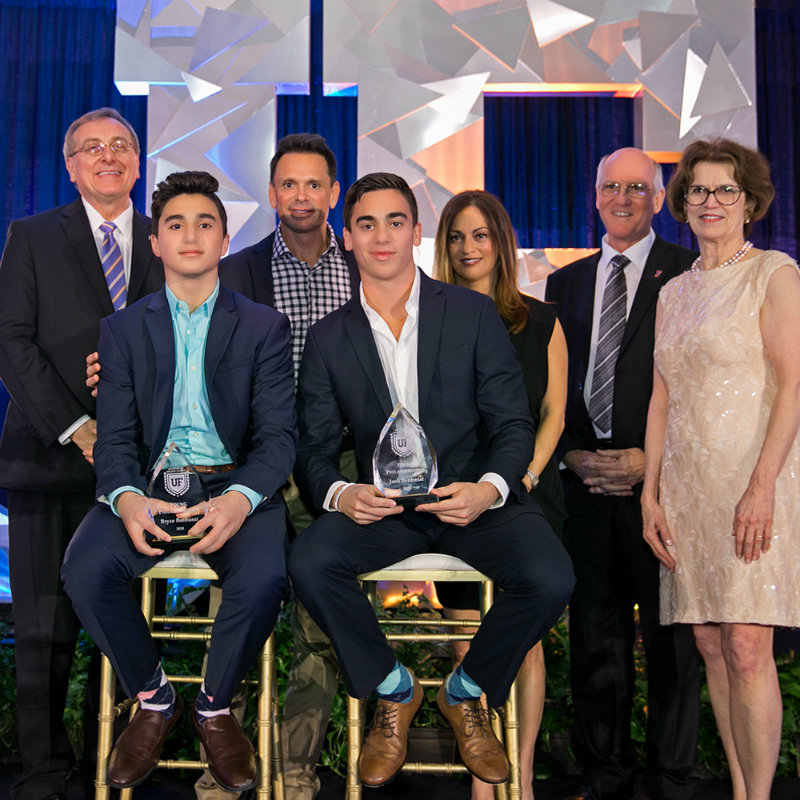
[655,250,800,625]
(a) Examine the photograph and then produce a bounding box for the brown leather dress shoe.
[358,674,423,787]
[192,704,257,792]
[107,694,183,788]
[436,684,509,784]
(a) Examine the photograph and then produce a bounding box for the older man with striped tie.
[0,107,164,800]
[545,148,701,800]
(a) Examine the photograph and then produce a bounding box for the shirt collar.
[82,197,134,243]
[359,267,421,328]
[599,228,655,271]
[273,222,339,263]
[165,279,220,319]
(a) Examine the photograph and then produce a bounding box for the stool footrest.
[401,762,470,775]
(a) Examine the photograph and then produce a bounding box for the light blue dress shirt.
[109,281,262,513]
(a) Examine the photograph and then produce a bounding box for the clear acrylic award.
[372,403,438,508]
[146,442,211,550]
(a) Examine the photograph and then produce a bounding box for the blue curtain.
[755,0,800,257]
[0,0,147,235]
[277,95,358,237]
[484,2,798,256]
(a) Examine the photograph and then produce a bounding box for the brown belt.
[191,463,236,474]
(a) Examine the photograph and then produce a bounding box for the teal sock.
[375,661,415,703]
[445,665,482,705]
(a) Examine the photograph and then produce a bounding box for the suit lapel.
[205,287,237,386]
[417,274,443,419]
[61,199,114,316]
[572,254,600,386]
[250,235,275,306]
[343,302,393,417]
[144,290,177,467]
[128,210,155,302]
[620,237,668,354]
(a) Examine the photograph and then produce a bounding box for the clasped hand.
[338,481,498,527]
[564,447,645,495]
[118,490,250,556]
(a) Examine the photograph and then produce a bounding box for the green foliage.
[2,594,799,782]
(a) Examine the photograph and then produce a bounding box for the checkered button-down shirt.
[271,224,352,385]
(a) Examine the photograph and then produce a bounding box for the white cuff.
[478,473,508,508]
[59,414,91,445]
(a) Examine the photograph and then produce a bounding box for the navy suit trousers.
[63,478,288,705]
[289,503,574,708]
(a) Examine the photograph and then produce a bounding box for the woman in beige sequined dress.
[641,139,800,800]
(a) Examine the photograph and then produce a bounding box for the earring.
[745,216,751,224]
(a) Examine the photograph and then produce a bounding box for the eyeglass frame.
[598,182,652,199]
[684,184,745,206]
[68,138,136,158]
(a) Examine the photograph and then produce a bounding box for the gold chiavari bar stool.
[346,553,520,800]
[94,550,284,800]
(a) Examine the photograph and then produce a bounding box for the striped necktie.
[588,254,630,434]
[100,221,127,311]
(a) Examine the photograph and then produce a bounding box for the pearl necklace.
[691,240,753,271]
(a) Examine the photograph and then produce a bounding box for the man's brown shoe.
[436,685,509,784]
[358,674,423,787]
[107,694,183,788]
[192,704,257,792]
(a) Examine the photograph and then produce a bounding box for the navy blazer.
[545,235,696,455]
[295,270,536,512]
[0,198,163,492]
[93,284,298,503]
[219,231,360,307]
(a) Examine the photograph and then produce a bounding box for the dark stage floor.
[2,765,798,800]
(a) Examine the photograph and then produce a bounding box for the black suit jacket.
[218,231,360,307]
[545,235,696,457]
[94,284,297,502]
[295,270,536,513]
[0,198,164,492]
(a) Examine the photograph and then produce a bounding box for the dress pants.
[7,489,93,800]
[289,502,574,709]
[562,472,701,800]
[62,487,288,706]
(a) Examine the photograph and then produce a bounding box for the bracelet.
[525,470,539,490]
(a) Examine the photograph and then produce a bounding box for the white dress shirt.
[59,200,135,444]
[583,229,654,439]
[324,268,508,511]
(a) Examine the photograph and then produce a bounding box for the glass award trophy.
[145,443,211,550]
[372,403,438,508]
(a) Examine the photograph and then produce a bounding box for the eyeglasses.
[598,182,651,198]
[69,139,134,158]
[684,185,744,206]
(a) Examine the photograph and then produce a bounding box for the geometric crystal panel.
[324,0,756,220]
[115,0,309,251]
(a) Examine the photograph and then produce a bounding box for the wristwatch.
[525,470,539,490]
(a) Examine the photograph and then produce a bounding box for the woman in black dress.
[434,190,568,800]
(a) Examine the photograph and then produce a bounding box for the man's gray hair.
[63,108,140,160]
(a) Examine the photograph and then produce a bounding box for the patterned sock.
[444,665,482,705]
[375,661,415,703]
[137,664,176,718]
[195,681,231,727]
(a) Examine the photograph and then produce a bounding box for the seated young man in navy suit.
[289,172,575,789]
[63,171,297,792]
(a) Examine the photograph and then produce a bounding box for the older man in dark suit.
[290,172,574,790]
[0,107,163,800]
[545,148,701,800]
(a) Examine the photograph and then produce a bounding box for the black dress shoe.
[107,694,183,788]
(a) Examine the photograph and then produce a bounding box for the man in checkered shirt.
[218,133,359,800]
